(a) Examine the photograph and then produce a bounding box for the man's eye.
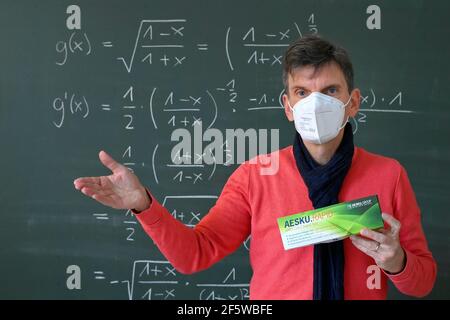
[297,90,306,97]
[327,87,337,94]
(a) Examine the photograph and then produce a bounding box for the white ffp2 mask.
[288,92,351,144]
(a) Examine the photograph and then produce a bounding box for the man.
[73,35,436,299]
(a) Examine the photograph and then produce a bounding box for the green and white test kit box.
[277,195,383,250]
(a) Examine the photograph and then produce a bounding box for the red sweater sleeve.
[386,165,437,297]
[134,163,252,274]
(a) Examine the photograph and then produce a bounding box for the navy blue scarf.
[292,122,354,300]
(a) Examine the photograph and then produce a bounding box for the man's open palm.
[74,151,149,211]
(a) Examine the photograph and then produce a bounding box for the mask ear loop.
[338,95,353,130]
[339,115,350,130]
[287,99,295,113]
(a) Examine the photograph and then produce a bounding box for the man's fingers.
[79,187,119,208]
[350,238,379,259]
[350,234,379,251]
[76,182,113,193]
[99,150,122,173]
[81,186,110,195]
[80,187,113,198]
[360,228,388,244]
[74,182,101,191]
[74,177,100,189]
[382,213,401,237]
[80,187,97,197]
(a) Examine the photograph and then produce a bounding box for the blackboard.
[0,0,448,299]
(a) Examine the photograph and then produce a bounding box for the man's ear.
[283,93,294,122]
[348,88,361,118]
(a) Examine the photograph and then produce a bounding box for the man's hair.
[282,34,354,93]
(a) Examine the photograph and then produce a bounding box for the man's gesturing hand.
[73,150,150,212]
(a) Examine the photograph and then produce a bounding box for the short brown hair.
[282,34,354,93]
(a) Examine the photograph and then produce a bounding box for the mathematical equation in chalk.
[91,190,252,255]
[52,91,89,128]
[55,31,92,66]
[92,194,243,243]
[55,15,320,72]
[52,86,414,130]
[352,90,415,134]
[93,260,250,300]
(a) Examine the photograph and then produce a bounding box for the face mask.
[288,92,352,144]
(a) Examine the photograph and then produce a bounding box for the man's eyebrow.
[290,84,342,91]
[320,84,341,91]
[290,85,309,91]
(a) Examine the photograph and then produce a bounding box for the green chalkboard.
[0,0,448,299]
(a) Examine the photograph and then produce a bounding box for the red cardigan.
[135,146,436,299]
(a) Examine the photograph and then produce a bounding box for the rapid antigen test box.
[277,195,383,250]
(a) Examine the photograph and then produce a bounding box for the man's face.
[282,61,360,123]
